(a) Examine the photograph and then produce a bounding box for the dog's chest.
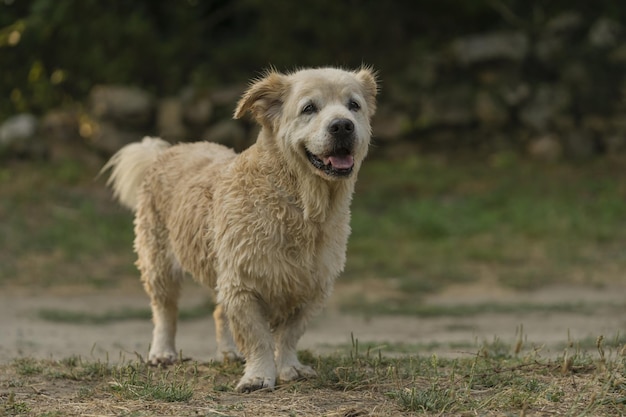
[253,199,325,271]
[220,193,346,299]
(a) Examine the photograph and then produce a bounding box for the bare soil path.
[2,282,625,363]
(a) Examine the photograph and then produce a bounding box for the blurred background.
[1,0,626,319]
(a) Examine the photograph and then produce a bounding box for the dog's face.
[234,67,377,180]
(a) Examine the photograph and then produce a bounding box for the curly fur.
[103,67,377,392]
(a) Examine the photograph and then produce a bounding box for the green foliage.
[4,155,626,308]
[0,159,136,288]
[1,0,244,117]
[2,0,625,120]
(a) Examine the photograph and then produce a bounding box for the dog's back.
[103,138,236,214]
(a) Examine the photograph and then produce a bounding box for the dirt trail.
[1,282,625,363]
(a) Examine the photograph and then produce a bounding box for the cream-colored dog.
[103,67,377,392]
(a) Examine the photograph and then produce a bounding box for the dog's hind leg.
[213,303,243,362]
[135,215,183,365]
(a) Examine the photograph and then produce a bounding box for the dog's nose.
[328,118,354,137]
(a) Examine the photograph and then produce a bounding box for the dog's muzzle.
[306,118,356,177]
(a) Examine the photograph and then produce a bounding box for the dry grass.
[2,337,626,417]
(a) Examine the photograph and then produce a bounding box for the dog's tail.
[100,136,171,211]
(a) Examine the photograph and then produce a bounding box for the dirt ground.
[2,280,625,364]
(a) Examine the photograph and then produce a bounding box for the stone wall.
[0,82,254,162]
[1,11,625,161]
[375,12,626,160]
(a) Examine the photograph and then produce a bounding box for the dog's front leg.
[224,292,276,392]
[274,310,317,383]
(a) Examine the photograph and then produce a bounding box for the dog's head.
[234,67,377,180]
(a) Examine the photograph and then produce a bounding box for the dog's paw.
[219,350,245,364]
[148,349,178,366]
[278,363,317,383]
[235,375,276,393]
[215,347,245,364]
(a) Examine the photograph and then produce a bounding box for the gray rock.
[372,106,411,140]
[90,85,155,129]
[0,113,41,157]
[519,85,571,131]
[386,81,420,108]
[157,98,186,140]
[545,12,584,34]
[88,121,143,155]
[527,134,562,161]
[581,115,609,134]
[538,12,584,64]
[404,55,438,89]
[475,90,509,128]
[449,31,529,65]
[589,18,622,48]
[611,115,626,132]
[500,83,530,107]
[201,120,247,151]
[40,110,80,142]
[563,130,597,159]
[209,85,246,108]
[181,87,214,127]
[609,43,626,63]
[0,113,38,146]
[40,109,84,160]
[560,62,588,85]
[535,36,565,64]
[605,134,626,154]
[416,86,475,129]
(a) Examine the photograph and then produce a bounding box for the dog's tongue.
[324,155,354,169]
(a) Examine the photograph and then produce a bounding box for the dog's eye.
[348,100,361,112]
[301,103,318,115]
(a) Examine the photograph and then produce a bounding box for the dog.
[102,67,377,392]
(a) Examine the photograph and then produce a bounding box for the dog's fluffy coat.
[103,67,377,392]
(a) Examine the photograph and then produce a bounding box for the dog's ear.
[234,70,289,129]
[355,67,378,117]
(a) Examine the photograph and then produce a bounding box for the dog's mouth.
[305,148,354,177]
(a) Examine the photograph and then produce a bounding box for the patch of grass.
[4,154,626,315]
[109,365,194,402]
[3,392,31,415]
[319,340,449,356]
[316,333,626,415]
[340,298,618,317]
[344,155,626,309]
[389,384,457,413]
[13,357,44,375]
[555,333,626,351]
[2,332,626,416]
[0,159,135,289]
